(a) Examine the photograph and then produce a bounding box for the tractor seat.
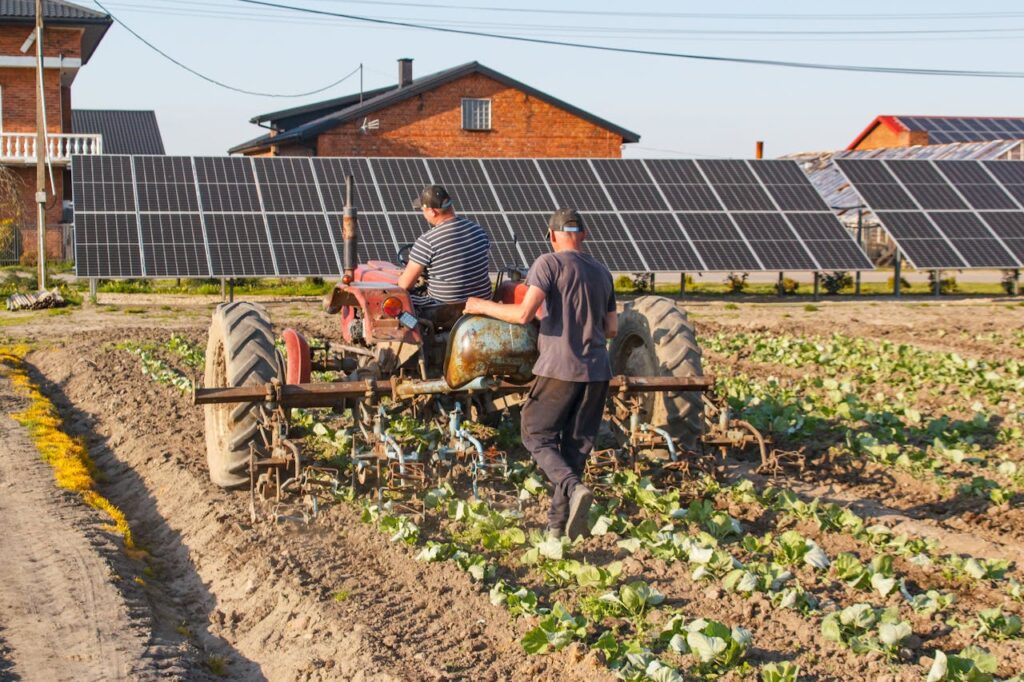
[416,301,466,332]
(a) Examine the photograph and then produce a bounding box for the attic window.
[461,98,491,131]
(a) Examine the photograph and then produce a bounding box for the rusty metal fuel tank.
[443,315,538,389]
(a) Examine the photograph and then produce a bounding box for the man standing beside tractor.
[464,208,617,541]
[398,185,493,308]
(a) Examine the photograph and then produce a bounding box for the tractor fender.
[282,328,311,384]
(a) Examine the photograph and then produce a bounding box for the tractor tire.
[203,302,283,488]
[609,295,704,452]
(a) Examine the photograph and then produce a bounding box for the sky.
[70,0,1024,159]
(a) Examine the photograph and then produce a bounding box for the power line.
[278,1,1024,23]
[234,0,1024,79]
[94,0,362,96]
[102,1,1024,37]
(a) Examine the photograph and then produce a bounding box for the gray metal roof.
[230,61,640,154]
[72,110,165,155]
[787,139,1024,228]
[251,84,395,131]
[0,1,111,63]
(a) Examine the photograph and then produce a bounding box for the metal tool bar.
[193,374,715,407]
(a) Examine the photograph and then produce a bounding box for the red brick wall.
[0,67,66,132]
[309,73,625,158]
[9,166,65,259]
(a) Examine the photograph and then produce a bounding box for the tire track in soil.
[33,329,610,681]
[0,380,156,681]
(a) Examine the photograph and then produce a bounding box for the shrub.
[780,277,799,295]
[821,271,852,295]
[886,275,912,291]
[1001,269,1020,295]
[927,271,958,294]
[614,274,633,291]
[724,273,748,294]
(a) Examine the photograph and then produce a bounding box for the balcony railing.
[0,133,103,165]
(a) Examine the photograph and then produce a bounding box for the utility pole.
[34,0,46,290]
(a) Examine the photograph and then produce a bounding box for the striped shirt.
[409,215,492,304]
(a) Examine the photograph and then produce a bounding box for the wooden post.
[1013,269,1021,297]
[89,277,97,304]
[777,272,784,297]
[220,278,226,301]
[679,272,686,297]
[813,272,820,301]
[229,278,235,303]
[34,0,46,291]
[933,270,941,297]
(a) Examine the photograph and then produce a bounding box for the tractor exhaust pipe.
[342,175,358,284]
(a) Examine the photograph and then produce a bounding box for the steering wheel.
[397,243,414,266]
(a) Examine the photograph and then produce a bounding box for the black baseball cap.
[412,185,453,210]
[548,208,584,233]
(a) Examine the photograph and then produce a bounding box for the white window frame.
[461,98,491,131]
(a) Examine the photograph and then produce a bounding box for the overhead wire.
[234,0,1024,79]
[93,0,362,96]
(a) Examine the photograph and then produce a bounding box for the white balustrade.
[0,132,103,164]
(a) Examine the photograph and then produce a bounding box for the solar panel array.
[835,159,1024,269]
[73,155,872,278]
[897,117,1024,145]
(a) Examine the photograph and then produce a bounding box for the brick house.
[848,115,1024,150]
[0,0,111,260]
[229,59,640,158]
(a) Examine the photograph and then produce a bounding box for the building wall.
[854,124,929,150]
[0,25,83,259]
[312,73,625,158]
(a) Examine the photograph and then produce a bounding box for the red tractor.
[197,178,760,507]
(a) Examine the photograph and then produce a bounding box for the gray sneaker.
[564,484,593,541]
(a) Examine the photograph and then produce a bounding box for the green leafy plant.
[821,271,852,295]
[724,272,748,294]
[521,603,587,655]
[821,603,911,659]
[975,607,1022,640]
[489,580,541,618]
[926,646,998,682]
[761,662,800,682]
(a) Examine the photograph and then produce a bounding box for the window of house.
[461,98,491,131]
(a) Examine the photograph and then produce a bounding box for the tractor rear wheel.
[204,302,283,488]
[609,295,704,452]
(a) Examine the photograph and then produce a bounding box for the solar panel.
[140,214,209,277]
[537,159,613,211]
[73,155,870,277]
[253,157,322,213]
[371,158,431,212]
[75,213,142,277]
[481,159,555,211]
[836,159,1024,269]
[896,116,1024,143]
[426,159,501,212]
[592,159,669,211]
[312,158,382,212]
[73,155,136,212]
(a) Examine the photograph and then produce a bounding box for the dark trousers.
[520,376,609,529]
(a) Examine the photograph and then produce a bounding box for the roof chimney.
[398,58,413,88]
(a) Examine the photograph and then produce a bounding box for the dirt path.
[0,382,150,682]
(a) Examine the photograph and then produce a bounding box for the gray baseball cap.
[548,208,584,233]
[412,185,453,210]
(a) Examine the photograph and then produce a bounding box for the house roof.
[0,0,112,63]
[848,115,1024,150]
[251,84,395,131]
[787,139,1024,228]
[72,109,165,155]
[229,61,640,154]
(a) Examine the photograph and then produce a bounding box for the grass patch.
[0,345,136,551]
[723,303,739,311]
[122,307,147,315]
[332,589,351,602]
[47,308,71,316]
[804,304,819,312]
[205,655,229,677]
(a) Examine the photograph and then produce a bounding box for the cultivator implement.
[195,371,776,521]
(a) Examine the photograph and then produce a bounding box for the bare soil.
[0,296,1022,679]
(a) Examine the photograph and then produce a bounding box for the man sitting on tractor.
[464,208,617,541]
[398,185,493,310]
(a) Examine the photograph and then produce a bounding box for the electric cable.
[235,0,1024,79]
[94,0,363,96]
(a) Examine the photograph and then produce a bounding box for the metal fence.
[0,227,21,266]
